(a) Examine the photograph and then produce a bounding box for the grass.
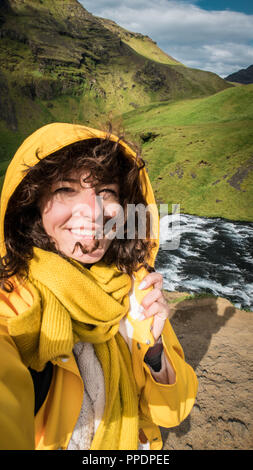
[162,289,218,304]
[123,84,253,222]
[0,0,239,214]
[123,84,253,127]
[97,17,181,66]
[121,36,180,65]
[1,84,252,223]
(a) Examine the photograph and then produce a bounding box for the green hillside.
[1,0,249,223]
[0,0,231,164]
[123,85,253,222]
[97,17,181,66]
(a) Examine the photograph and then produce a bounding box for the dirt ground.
[161,292,253,450]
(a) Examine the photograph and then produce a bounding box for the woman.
[0,123,198,450]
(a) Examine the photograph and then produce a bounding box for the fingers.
[137,271,169,340]
[138,272,163,291]
[138,296,169,341]
[140,299,169,320]
[140,287,163,311]
[151,314,167,342]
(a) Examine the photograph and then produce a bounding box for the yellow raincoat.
[0,123,198,450]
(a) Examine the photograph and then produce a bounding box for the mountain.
[0,0,231,164]
[96,16,182,66]
[225,65,253,84]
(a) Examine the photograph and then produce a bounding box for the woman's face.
[39,169,121,265]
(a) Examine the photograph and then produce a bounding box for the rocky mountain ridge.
[225,64,253,84]
[0,0,231,150]
[96,16,181,66]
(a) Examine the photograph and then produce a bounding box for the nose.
[72,190,104,225]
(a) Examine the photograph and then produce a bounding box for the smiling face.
[39,169,121,265]
[2,136,156,290]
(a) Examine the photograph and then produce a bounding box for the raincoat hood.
[0,123,159,271]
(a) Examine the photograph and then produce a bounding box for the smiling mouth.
[68,226,104,240]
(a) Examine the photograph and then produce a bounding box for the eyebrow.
[60,178,79,183]
[60,178,118,186]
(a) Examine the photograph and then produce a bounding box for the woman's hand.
[138,272,170,341]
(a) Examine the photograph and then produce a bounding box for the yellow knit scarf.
[8,247,139,450]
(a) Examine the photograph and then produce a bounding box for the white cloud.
[168,43,253,77]
[79,0,253,77]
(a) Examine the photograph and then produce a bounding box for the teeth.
[70,228,95,236]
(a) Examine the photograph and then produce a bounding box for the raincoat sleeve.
[140,319,198,429]
[0,320,35,450]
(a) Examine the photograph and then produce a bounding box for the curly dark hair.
[0,133,157,292]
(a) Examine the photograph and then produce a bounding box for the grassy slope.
[123,84,253,222]
[97,17,181,66]
[0,0,232,199]
[0,41,230,163]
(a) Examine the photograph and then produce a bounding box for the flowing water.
[155,213,253,311]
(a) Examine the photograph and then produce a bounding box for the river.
[155,213,253,311]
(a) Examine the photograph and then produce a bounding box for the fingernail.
[138,305,145,320]
[138,280,147,290]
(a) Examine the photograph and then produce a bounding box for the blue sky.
[79,0,253,77]
[198,1,253,15]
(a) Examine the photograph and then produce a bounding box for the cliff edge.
[162,292,253,450]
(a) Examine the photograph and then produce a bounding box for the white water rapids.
[156,214,253,311]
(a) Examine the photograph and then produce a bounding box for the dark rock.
[140,131,160,143]
[225,64,253,85]
[227,156,253,191]
[0,71,17,130]
[198,160,210,166]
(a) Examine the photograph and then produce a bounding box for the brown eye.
[98,189,118,198]
[52,187,76,201]
[54,187,74,193]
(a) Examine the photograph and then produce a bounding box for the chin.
[74,251,104,264]
[67,239,109,265]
